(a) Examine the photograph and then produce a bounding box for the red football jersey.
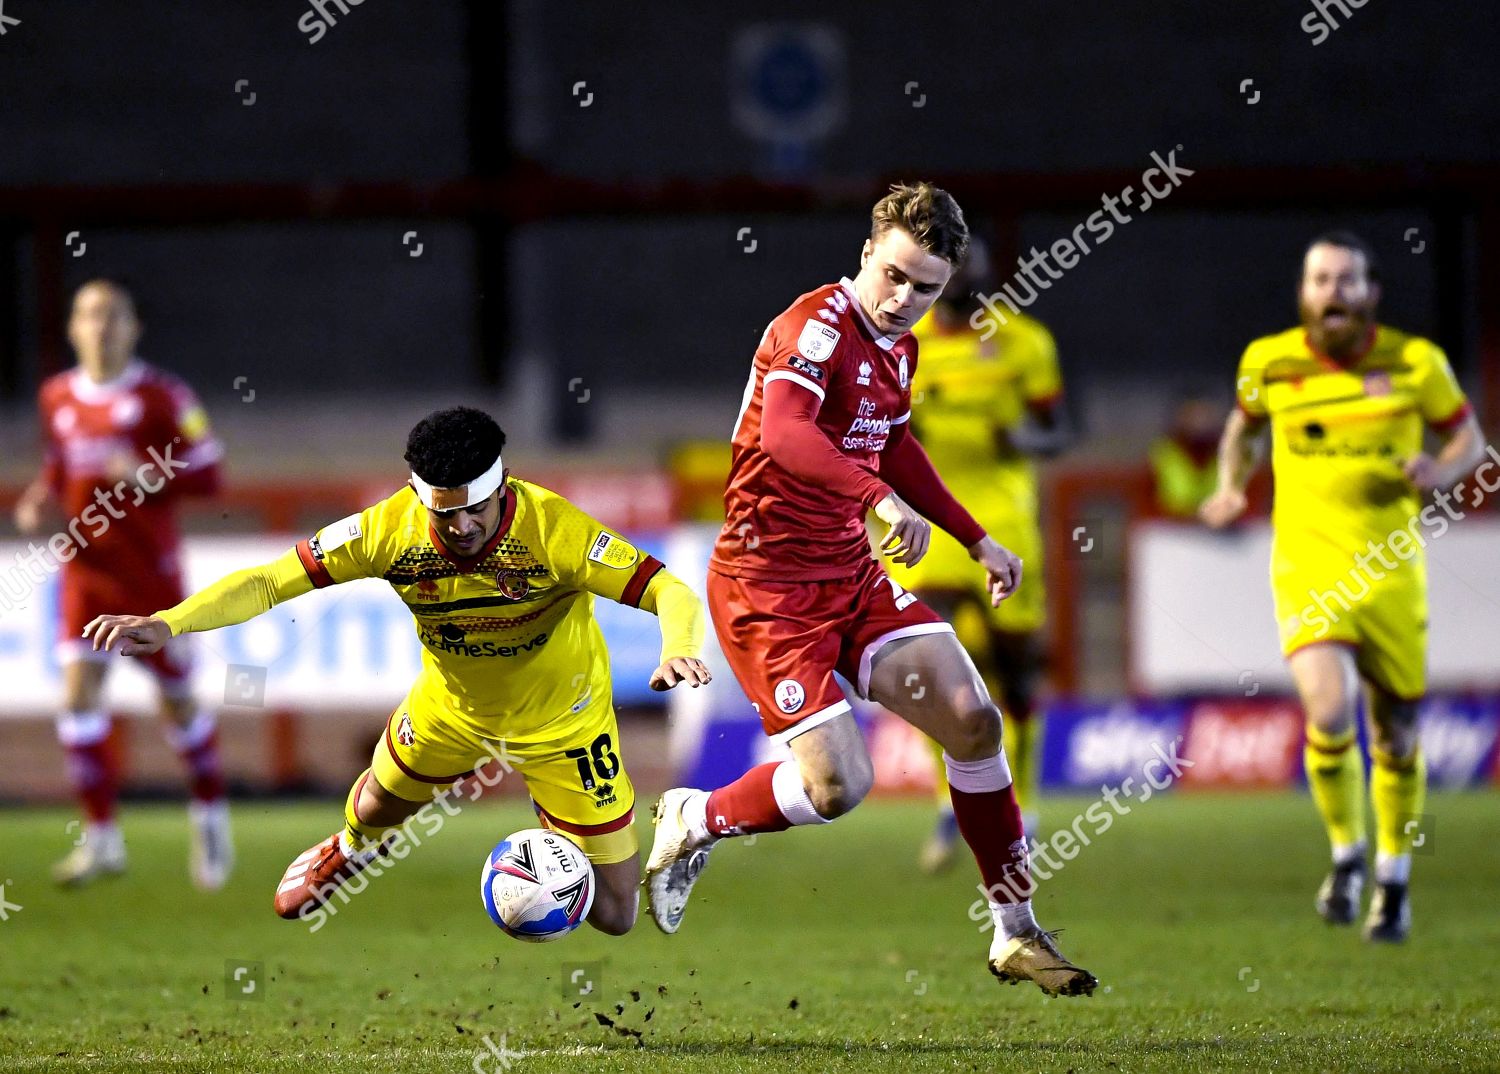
[38,359,223,585]
[710,277,917,582]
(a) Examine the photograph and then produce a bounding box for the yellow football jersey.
[907,308,1063,481]
[1235,324,1471,565]
[887,310,1060,630]
[297,479,665,743]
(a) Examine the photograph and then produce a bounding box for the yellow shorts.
[1272,556,1427,701]
[892,476,1046,634]
[371,685,638,865]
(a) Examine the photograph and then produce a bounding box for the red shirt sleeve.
[761,377,892,508]
[153,379,224,499]
[879,422,987,547]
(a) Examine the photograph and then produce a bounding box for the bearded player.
[85,406,711,935]
[887,237,1070,873]
[1201,233,1486,942]
[646,183,1096,996]
[13,278,230,890]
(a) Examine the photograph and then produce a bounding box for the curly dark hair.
[403,406,508,488]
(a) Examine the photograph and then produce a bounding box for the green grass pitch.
[1,793,1498,1072]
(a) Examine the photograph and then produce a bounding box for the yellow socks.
[342,770,395,853]
[1370,747,1425,884]
[1304,724,1366,858]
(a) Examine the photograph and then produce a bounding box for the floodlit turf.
[1,793,1498,1073]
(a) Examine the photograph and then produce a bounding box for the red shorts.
[707,557,953,743]
[57,565,193,690]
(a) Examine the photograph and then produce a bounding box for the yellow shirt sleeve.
[1416,342,1470,426]
[296,503,393,587]
[637,569,706,661]
[155,548,315,635]
[1235,341,1270,420]
[540,492,667,608]
[1019,321,1063,403]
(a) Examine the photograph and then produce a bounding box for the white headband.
[410,453,505,510]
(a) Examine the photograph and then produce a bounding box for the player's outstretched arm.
[83,548,317,655]
[1200,408,1265,528]
[1405,411,1486,491]
[637,569,712,692]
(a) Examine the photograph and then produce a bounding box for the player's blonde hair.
[870,182,969,265]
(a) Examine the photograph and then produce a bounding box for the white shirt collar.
[71,358,146,402]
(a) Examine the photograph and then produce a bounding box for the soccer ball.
[480,828,595,942]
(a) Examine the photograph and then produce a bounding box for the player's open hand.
[969,535,1023,606]
[1402,453,1441,492]
[81,614,171,657]
[649,656,712,692]
[13,484,58,537]
[1199,487,1248,529]
[873,493,931,566]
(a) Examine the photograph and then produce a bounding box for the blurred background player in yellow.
[1201,233,1486,942]
[83,406,712,936]
[1149,391,1226,518]
[887,237,1071,873]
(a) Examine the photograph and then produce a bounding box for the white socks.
[943,751,1013,793]
[992,899,1038,941]
[1331,840,1366,867]
[1375,851,1411,885]
[770,759,830,827]
[680,789,713,846]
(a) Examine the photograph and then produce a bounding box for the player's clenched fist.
[649,656,712,692]
[1199,487,1248,529]
[969,535,1023,606]
[874,492,931,566]
[81,614,171,657]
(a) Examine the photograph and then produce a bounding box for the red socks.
[946,753,1032,901]
[167,712,227,804]
[57,712,119,825]
[704,762,793,837]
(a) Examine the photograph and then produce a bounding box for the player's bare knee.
[805,763,872,819]
[946,702,1003,761]
[588,901,637,936]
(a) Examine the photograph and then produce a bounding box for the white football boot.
[189,800,235,891]
[644,788,716,934]
[52,825,127,887]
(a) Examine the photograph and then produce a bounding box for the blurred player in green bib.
[887,239,1070,872]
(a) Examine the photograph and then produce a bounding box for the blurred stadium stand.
[2,2,1498,800]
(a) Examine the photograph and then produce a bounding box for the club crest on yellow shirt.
[495,568,531,600]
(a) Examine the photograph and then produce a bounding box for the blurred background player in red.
[12,278,231,889]
[646,184,1096,996]
[886,237,1071,872]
